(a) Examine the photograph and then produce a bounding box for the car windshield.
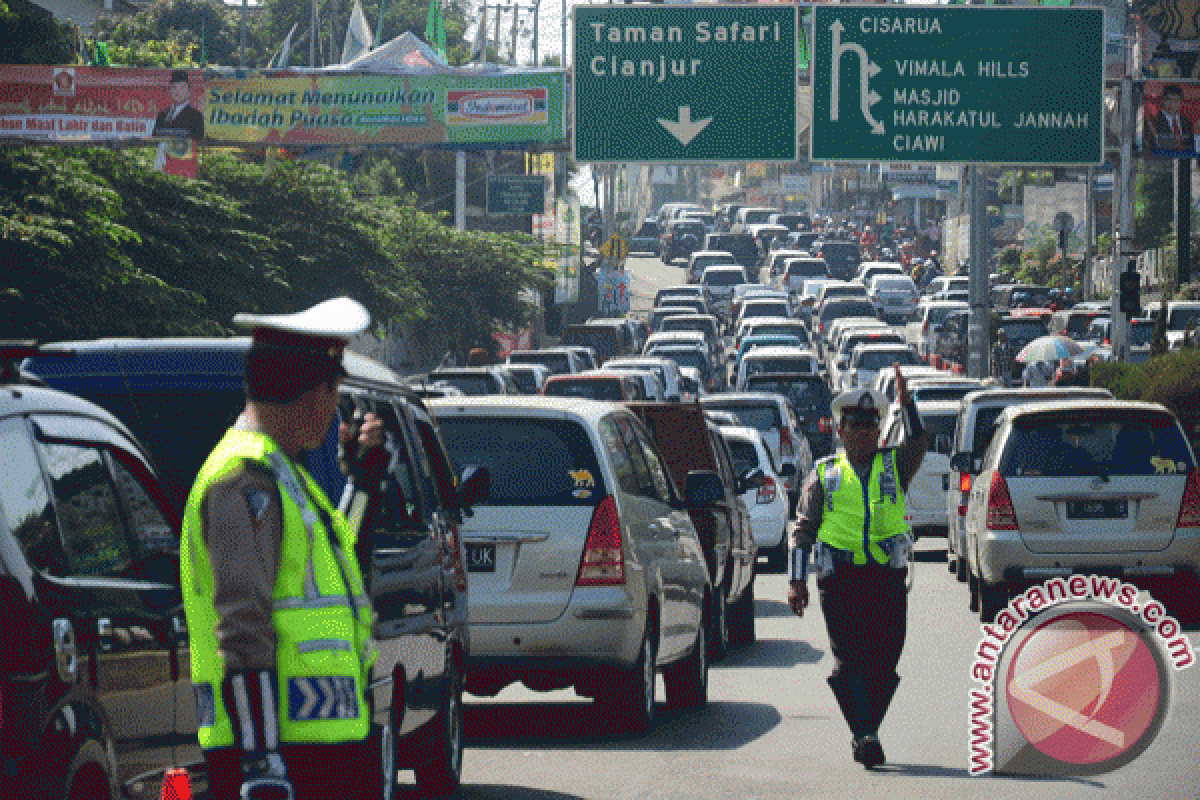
[636,223,658,236]
[1066,315,1099,337]
[744,210,774,225]
[856,350,917,370]
[652,349,708,374]
[927,306,966,325]
[743,377,830,411]
[748,325,810,345]
[705,403,782,432]
[875,278,913,291]
[1000,413,1194,477]
[705,270,746,286]
[428,374,494,396]
[543,380,625,401]
[747,357,814,375]
[436,417,606,505]
[661,317,714,337]
[1168,307,1200,330]
[674,223,705,237]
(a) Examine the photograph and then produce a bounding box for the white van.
[881,400,958,540]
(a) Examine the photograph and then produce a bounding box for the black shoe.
[852,737,865,764]
[859,735,886,769]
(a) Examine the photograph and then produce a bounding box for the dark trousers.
[818,561,907,738]
[204,738,381,800]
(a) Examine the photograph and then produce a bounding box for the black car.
[741,372,834,457]
[703,233,760,272]
[993,314,1048,382]
[23,338,488,798]
[811,239,862,281]
[936,309,970,366]
[661,220,708,264]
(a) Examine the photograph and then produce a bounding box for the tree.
[95,0,266,67]
[1135,162,1174,252]
[0,0,77,65]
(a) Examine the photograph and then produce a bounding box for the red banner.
[0,65,206,177]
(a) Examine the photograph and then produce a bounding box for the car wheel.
[955,548,969,583]
[62,741,113,800]
[968,568,980,613]
[412,654,464,797]
[664,614,708,710]
[602,624,657,733]
[707,588,729,662]
[979,580,1008,625]
[728,579,756,647]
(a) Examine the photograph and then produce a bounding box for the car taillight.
[757,475,778,504]
[1177,469,1200,528]
[447,524,468,593]
[577,496,625,586]
[986,472,1018,530]
[1103,338,1110,345]
[818,418,833,435]
[780,428,796,458]
[959,472,972,493]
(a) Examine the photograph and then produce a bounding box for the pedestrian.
[786,365,929,769]
[1023,358,1055,388]
[990,328,1013,387]
[180,297,389,800]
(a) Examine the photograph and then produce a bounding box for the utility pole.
[966,164,990,380]
[311,0,317,66]
[1112,72,1136,361]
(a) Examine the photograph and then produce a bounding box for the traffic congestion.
[5,192,1200,799]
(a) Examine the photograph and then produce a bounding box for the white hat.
[234,297,370,366]
[831,387,889,426]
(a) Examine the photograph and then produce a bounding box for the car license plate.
[1065,499,1128,520]
[465,543,496,572]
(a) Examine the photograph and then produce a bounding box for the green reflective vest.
[816,449,908,565]
[181,428,374,749]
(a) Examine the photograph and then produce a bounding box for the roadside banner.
[205,70,566,146]
[0,65,205,176]
[1140,79,1200,158]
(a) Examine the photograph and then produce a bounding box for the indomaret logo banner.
[205,71,563,146]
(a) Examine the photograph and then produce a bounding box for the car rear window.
[1131,321,1155,346]
[746,357,814,376]
[508,352,570,374]
[927,306,965,325]
[508,371,538,394]
[788,260,828,277]
[543,380,625,401]
[652,349,708,374]
[920,412,957,452]
[562,327,621,360]
[1167,307,1200,330]
[744,302,789,318]
[436,417,605,505]
[912,385,977,403]
[705,403,783,433]
[429,374,495,396]
[661,317,715,337]
[744,377,830,411]
[726,438,764,476]
[1000,412,1195,477]
[747,325,810,345]
[856,350,917,371]
[819,243,860,258]
[1002,321,1046,342]
[821,302,875,321]
[1065,315,1098,337]
[705,269,746,286]
[875,278,914,291]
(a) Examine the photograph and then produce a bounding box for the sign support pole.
[1177,158,1192,287]
[455,150,466,231]
[967,164,989,380]
[1112,75,1135,362]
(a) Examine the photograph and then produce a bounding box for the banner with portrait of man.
[1139,79,1200,157]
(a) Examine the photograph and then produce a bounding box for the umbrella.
[1015,334,1084,364]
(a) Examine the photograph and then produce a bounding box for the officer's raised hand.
[894,363,911,407]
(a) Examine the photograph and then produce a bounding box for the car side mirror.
[778,462,797,478]
[457,465,491,510]
[737,467,767,493]
[685,470,725,508]
[949,452,971,472]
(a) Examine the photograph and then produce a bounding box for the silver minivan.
[430,397,717,729]
[963,400,1199,622]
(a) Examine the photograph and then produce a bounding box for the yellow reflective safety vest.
[181,428,375,749]
[816,449,908,566]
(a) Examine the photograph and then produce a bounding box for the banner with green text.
[206,70,566,146]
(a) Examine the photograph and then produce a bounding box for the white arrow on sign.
[657,106,712,147]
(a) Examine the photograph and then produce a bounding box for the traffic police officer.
[786,365,928,769]
[181,297,387,800]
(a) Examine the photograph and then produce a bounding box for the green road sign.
[810,5,1104,165]
[487,175,546,215]
[574,5,796,163]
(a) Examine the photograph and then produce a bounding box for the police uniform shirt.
[790,432,928,552]
[200,414,285,672]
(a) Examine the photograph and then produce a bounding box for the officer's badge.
[879,455,899,503]
[244,488,272,528]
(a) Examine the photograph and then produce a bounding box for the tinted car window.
[508,370,538,394]
[704,270,746,286]
[429,374,495,396]
[743,302,790,318]
[110,456,176,560]
[857,350,918,371]
[746,324,810,346]
[705,403,782,432]
[0,418,65,573]
[562,327,622,361]
[746,357,814,376]
[743,376,830,412]
[1001,320,1046,343]
[820,301,876,323]
[926,306,966,325]
[1130,322,1155,346]
[651,349,709,375]
[39,441,133,578]
[726,439,761,477]
[661,317,716,338]
[1065,315,1099,338]
[1168,308,1200,330]
[920,413,957,451]
[911,385,977,404]
[544,379,625,401]
[599,417,640,495]
[788,260,827,277]
[436,417,604,506]
[508,352,571,374]
[1000,413,1195,477]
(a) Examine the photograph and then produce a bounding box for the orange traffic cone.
[161,768,193,800]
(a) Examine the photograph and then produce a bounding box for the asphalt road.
[386,253,1200,798]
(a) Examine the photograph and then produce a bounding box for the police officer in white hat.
[786,365,928,768]
[180,298,390,800]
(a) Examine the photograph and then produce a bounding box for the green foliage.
[1096,231,1112,255]
[1135,163,1173,252]
[1093,350,1200,443]
[996,244,1022,271]
[95,0,260,67]
[107,38,199,67]
[0,146,554,358]
[0,0,78,65]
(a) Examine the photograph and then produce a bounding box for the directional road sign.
[486,175,546,215]
[574,5,797,163]
[600,233,629,262]
[810,6,1104,165]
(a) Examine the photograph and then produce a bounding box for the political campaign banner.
[0,65,205,176]
[1140,79,1200,158]
[205,70,565,146]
